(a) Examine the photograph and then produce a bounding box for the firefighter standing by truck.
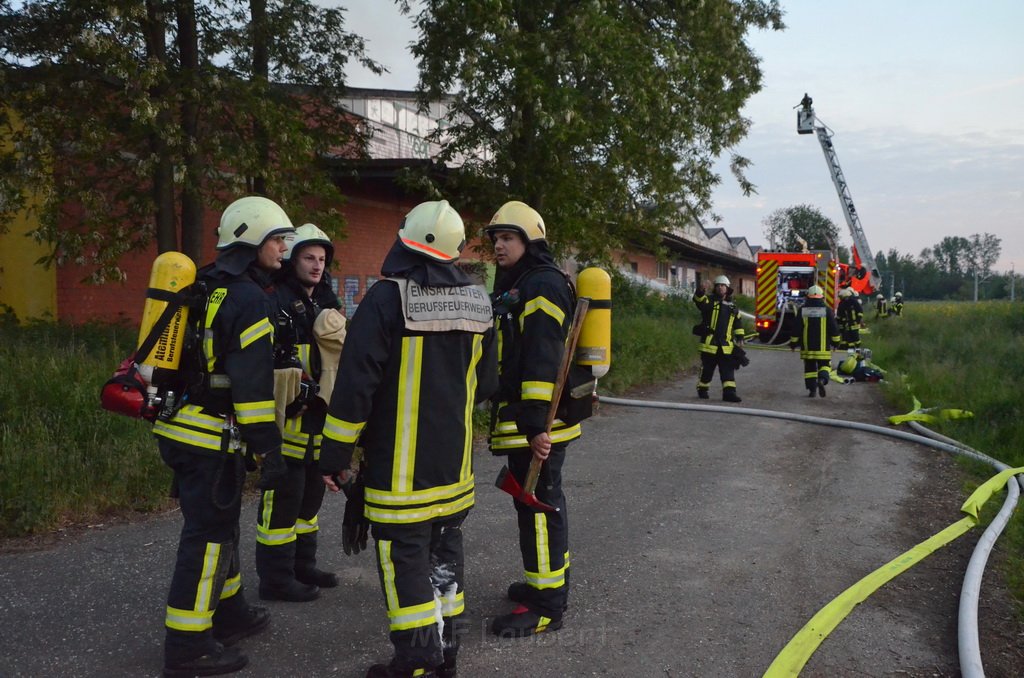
[693,275,744,402]
[255,223,345,602]
[836,287,864,349]
[153,196,294,677]
[486,200,582,638]
[790,285,841,398]
[319,200,497,678]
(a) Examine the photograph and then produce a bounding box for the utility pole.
[1012,263,1016,302]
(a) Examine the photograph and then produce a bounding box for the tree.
[761,204,842,253]
[920,236,971,277]
[397,0,784,260]
[0,0,379,281]
[964,232,1001,279]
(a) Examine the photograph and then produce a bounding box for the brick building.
[0,88,756,323]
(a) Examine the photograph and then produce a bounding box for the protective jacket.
[790,298,841,360]
[274,276,341,463]
[891,298,904,316]
[693,290,742,355]
[154,264,280,458]
[489,262,580,453]
[320,245,497,525]
[836,296,864,331]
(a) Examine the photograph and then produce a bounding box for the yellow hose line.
[763,466,1024,677]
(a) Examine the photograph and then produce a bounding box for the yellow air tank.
[136,251,196,384]
[576,267,612,377]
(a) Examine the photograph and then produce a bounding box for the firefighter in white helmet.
[154,195,294,677]
[891,291,904,317]
[789,285,841,397]
[836,287,864,349]
[874,292,888,319]
[320,200,497,678]
[693,274,744,402]
[253,223,346,603]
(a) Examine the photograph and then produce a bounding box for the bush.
[0,318,171,537]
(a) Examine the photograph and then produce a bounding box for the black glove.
[258,447,289,491]
[341,474,370,555]
[284,375,320,418]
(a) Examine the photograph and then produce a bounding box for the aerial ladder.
[797,94,881,295]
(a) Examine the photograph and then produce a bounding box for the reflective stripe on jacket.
[320,278,497,524]
[154,269,281,457]
[490,265,581,452]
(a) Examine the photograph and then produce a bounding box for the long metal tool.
[495,296,590,512]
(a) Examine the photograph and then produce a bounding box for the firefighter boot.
[212,597,270,647]
[295,531,339,588]
[818,373,828,398]
[697,387,709,400]
[163,641,247,678]
[491,605,563,638]
[256,542,320,602]
[722,388,742,403]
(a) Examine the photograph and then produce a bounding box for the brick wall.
[55,184,487,325]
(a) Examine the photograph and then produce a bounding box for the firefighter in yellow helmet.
[789,285,841,397]
[836,286,864,349]
[320,200,497,678]
[485,200,579,638]
[253,223,346,603]
[154,195,294,677]
[693,274,744,402]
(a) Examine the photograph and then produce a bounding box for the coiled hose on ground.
[597,395,1020,678]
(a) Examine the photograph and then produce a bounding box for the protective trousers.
[371,511,468,672]
[697,350,737,393]
[159,441,247,664]
[508,444,570,618]
[255,461,327,587]
[803,358,831,390]
[840,325,861,348]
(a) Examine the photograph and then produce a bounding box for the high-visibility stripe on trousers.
[508,444,570,618]
[372,511,469,672]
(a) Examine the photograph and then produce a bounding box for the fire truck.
[754,249,839,344]
[797,93,880,297]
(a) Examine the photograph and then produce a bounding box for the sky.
[336,1,1024,272]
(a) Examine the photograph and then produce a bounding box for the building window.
[630,262,638,273]
[657,261,669,280]
[343,276,361,317]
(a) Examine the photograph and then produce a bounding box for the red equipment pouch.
[100,357,155,421]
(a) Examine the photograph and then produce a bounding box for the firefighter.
[693,275,744,402]
[153,196,294,677]
[486,200,578,637]
[891,291,905,317]
[836,287,864,349]
[874,292,889,319]
[255,223,345,602]
[319,200,497,678]
[790,285,841,397]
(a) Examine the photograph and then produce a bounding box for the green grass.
[866,301,1024,604]
[0,316,172,537]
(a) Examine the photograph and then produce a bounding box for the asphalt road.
[0,346,1010,677]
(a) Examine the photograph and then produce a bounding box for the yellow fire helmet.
[217,196,295,250]
[713,275,731,286]
[398,200,466,262]
[485,200,547,243]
